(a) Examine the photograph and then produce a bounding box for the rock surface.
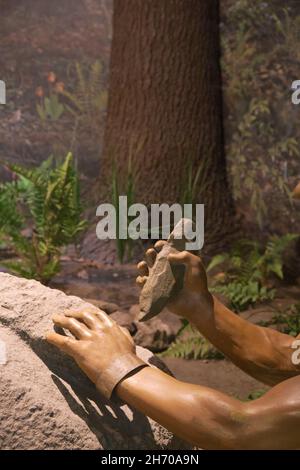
[134,309,182,352]
[0,273,189,450]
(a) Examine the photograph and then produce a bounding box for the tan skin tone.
[293,181,300,199]
[46,241,300,449]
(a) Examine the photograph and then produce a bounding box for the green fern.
[0,153,87,283]
[272,304,300,337]
[214,281,275,312]
[63,60,107,132]
[208,235,297,311]
[36,94,64,121]
[160,323,224,360]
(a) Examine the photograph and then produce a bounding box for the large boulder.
[0,273,189,450]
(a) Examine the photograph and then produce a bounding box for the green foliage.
[229,99,298,228]
[111,156,135,264]
[272,8,300,61]
[0,153,86,283]
[246,389,266,401]
[208,235,297,311]
[222,1,300,229]
[180,158,209,206]
[161,323,223,360]
[273,304,300,337]
[214,281,274,313]
[63,60,107,133]
[36,94,64,121]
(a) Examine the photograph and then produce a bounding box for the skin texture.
[293,182,300,199]
[46,308,145,399]
[46,242,300,449]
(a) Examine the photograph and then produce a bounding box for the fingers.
[52,313,91,339]
[45,331,76,354]
[64,308,115,329]
[145,248,157,267]
[120,326,133,343]
[136,275,147,287]
[138,241,167,274]
[91,308,115,327]
[154,240,167,252]
[137,260,148,276]
[168,250,201,267]
[64,309,98,330]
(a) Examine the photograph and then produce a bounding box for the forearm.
[189,296,299,385]
[116,365,246,449]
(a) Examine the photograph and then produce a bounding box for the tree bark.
[101,0,236,250]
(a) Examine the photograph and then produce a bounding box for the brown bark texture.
[101,0,236,249]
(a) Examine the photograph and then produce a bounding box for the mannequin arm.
[117,366,300,449]
[190,296,300,386]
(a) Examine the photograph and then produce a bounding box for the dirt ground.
[164,358,268,400]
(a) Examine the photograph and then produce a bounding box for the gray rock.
[134,310,183,352]
[83,298,119,314]
[110,310,137,336]
[0,273,189,450]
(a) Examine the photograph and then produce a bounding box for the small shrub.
[208,235,297,311]
[273,304,300,337]
[0,153,86,283]
[36,94,64,121]
[62,60,107,134]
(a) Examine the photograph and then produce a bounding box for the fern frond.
[161,324,223,360]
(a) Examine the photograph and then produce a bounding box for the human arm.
[46,308,300,449]
[137,244,300,386]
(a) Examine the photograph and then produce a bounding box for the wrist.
[175,290,214,323]
[95,352,148,400]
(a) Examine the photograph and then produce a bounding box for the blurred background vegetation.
[221,0,300,235]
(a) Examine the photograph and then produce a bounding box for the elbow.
[190,390,251,450]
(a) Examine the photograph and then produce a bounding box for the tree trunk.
[101,0,236,250]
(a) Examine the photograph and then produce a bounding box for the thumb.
[168,250,191,266]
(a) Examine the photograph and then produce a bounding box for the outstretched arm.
[137,244,300,386]
[117,366,300,449]
[46,309,300,449]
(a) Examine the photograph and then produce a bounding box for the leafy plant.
[0,153,86,283]
[246,389,266,401]
[272,9,300,62]
[160,323,223,360]
[222,2,300,231]
[214,280,274,313]
[180,158,209,206]
[36,94,64,121]
[228,99,298,228]
[62,60,107,133]
[273,304,300,337]
[208,235,297,311]
[111,156,135,264]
